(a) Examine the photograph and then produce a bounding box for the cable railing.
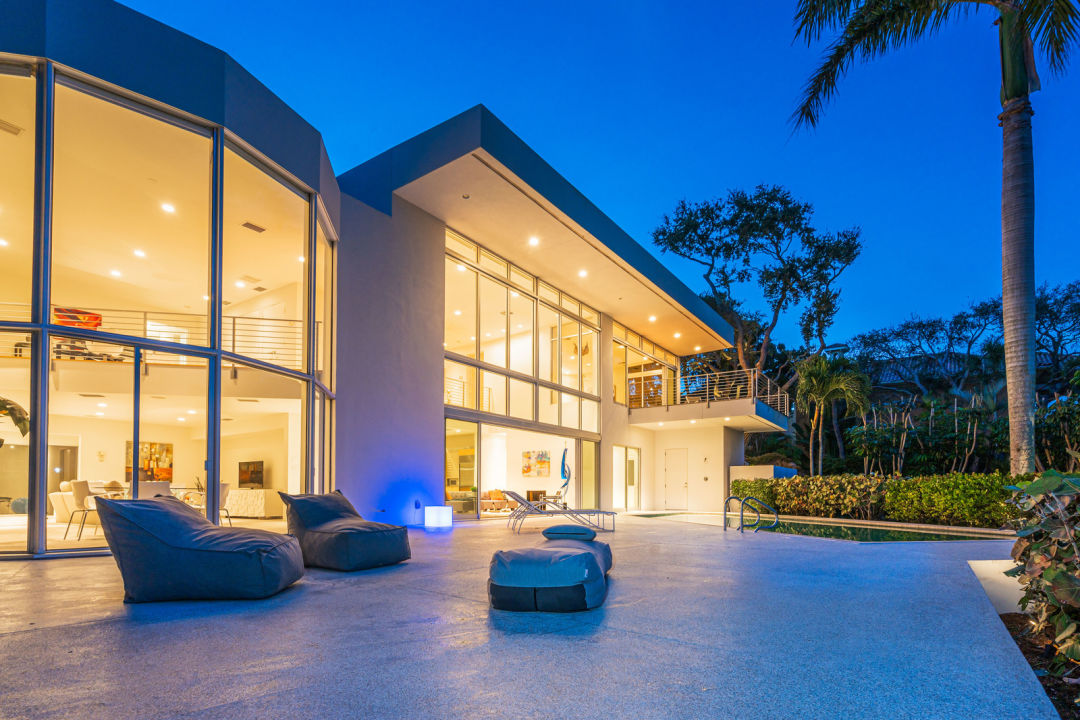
[0,302,308,371]
[628,369,792,416]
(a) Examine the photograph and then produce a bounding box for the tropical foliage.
[1008,470,1080,673]
[732,472,1023,528]
[792,0,1079,474]
[794,355,869,476]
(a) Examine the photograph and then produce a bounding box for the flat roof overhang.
[337,105,734,356]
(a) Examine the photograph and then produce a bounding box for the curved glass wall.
[0,64,335,555]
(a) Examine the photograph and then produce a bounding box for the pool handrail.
[723,495,779,534]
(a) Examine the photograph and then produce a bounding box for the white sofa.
[225,488,285,518]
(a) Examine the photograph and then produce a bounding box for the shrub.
[730,472,1026,527]
[884,472,1025,528]
[1008,470,1080,672]
[729,479,778,509]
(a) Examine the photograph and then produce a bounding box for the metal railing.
[723,495,780,533]
[628,369,792,416]
[0,302,308,370]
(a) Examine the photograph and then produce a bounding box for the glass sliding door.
[221,362,306,532]
[47,336,135,550]
[138,351,209,515]
[445,419,477,517]
[580,440,598,510]
[0,332,32,552]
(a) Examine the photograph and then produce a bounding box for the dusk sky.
[125,0,1078,347]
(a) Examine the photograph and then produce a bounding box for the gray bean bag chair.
[279,490,411,571]
[489,524,613,612]
[95,495,304,603]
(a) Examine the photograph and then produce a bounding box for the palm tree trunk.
[807,406,816,476]
[817,406,825,476]
[1000,96,1037,475]
[832,399,845,461]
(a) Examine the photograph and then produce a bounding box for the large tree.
[792,0,1078,474]
[652,184,861,388]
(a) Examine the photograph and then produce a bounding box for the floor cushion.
[95,495,304,603]
[280,491,411,571]
[489,537,613,612]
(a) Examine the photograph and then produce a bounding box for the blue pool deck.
[0,515,1055,719]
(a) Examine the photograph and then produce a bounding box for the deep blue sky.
[124,0,1078,346]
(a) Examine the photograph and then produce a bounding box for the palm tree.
[795,355,871,475]
[792,1,1077,475]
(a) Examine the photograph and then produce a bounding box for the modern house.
[0,0,790,557]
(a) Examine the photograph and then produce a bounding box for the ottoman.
[488,524,613,612]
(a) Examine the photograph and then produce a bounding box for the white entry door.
[664,448,688,510]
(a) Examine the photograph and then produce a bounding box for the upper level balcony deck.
[627,369,793,432]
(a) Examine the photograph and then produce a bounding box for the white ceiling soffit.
[395,150,732,356]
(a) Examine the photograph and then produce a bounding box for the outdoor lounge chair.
[500,490,615,533]
[94,495,304,603]
[488,524,614,611]
[279,490,411,572]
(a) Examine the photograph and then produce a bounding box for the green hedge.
[731,472,1026,528]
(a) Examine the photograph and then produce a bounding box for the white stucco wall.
[334,194,446,526]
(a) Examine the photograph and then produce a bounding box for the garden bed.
[1002,612,1080,719]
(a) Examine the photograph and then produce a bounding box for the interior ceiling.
[396,151,730,357]
[0,77,308,316]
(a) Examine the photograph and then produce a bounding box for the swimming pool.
[638,513,1010,542]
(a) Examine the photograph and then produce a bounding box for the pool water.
[639,513,1006,542]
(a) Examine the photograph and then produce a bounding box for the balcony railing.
[628,369,792,416]
[0,302,308,371]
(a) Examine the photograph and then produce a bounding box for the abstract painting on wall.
[522,450,550,478]
[125,441,174,482]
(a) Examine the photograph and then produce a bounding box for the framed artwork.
[522,450,550,478]
[125,441,174,482]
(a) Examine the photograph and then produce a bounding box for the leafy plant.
[1008,470,1080,674]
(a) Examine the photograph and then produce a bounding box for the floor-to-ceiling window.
[0,63,36,552]
[0,64,336,556]
[442,230,600,517]
[445,419,477,516]
[611,322,677,408]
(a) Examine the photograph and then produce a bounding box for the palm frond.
[793,0,971,129]
[794,0,863,43]
[1018,0,1080,72]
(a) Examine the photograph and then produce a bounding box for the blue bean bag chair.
[95,495,304,603]
[488,524,613,612]
[279,490,411,571]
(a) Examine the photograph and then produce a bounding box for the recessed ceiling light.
[516,324,523,329]
[724,417,731,421]
[161,203,175,213]
[0,239,8,247]
[528,237,539,246]
[694,345,702,352]
[94,411,105,416]
[453,310,462,316]
[177,417,186,422]
[235,280,246,288]
[133,249,146,258]
[110,269,122,278]
[187,409,197,414]
[578,270,587,278]
[658,422,664,427]
[510,291,519,297]
[470,336,476,341]
[648,315,656,322]
[96,402,107,408]
[456,264,466,272]
[485,333,491,338]
[674,332,682,339]
[298,256,305,263]
[690,419,697,424]
[202,295,210,301]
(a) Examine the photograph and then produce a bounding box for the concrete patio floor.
[0,515,1055,719]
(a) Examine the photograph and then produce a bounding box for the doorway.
[612,445,641,511]
[664,448,688,510]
